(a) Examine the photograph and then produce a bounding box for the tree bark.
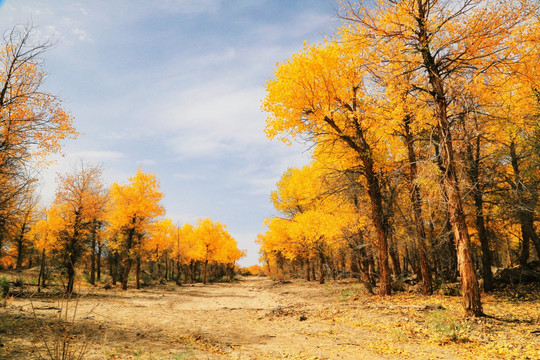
[37,249,46,292]
[306,257,311,281]
[417,3,482,315]
[465,137,494,291]
[203,259,209,284]
[509,141,540,266]
[66,257,75,295]
[121,256,131,290]
[322,95,392,295]
[319,251,325,284]
[15,234,24,271]
[388,234,402,278]
[403,115,433,294]
[90,233,96,286]
[473,190,494,291]
[176,260,182,285]
[121,228,136,290]
[136,256,141,289]
[97,241,102,282]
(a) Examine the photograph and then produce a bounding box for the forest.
[258,0,540,317]
[1,0,540,359]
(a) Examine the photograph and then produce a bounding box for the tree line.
[258,0,540,316]
[0,25,245,292]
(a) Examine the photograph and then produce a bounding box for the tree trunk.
[441,220,458,281]
[121,228,136,290]
[37,249,46,292]
[474,191,494,291]
[323,99,391,295]
[352,252,374,294]
[66,258,75,295]
[121,256,131,290]
[319,251,325,284]
[203,259,209,284]
[15,235,24,271]
[403,115,432,294]
[164,252,169,280]
[229,263,235,281]
[364,159,391,295]
[465,137,494,292]
[517,212,540,267]
[0,233,3,270]
[306,257,311,281]
[136,256,141,289]
[417,7,482,315]
[509,141,540,266]
[440,125,483,316]
[90,234,96,286]
[176,260,182,285]
[388,234,402,278]
[15,217,29,271]
[110,251,117,286]
[97,241,102,282]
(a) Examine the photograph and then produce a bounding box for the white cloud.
[0,0,336,266]
[72,27,91,41]
[173,172,207,181]
[153,0,222,15]
[69,150,126,161]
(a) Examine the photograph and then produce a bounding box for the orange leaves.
[260,162,362,263]
[107,167,164,236]
[192,218,244,264]
[145,218,176,261]
[47,164,107,254]
[0,26,78,165]
[263,39,373,149]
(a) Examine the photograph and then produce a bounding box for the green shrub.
[425,309,468,342]
[0,277,9,299]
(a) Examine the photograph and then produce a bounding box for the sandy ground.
[1,276,538,359]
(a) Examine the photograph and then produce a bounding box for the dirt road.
[1,276,538,359]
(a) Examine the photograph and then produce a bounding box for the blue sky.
[0,1,339,266]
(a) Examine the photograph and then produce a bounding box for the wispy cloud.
[0,0,336,265]
[69,150,126,161]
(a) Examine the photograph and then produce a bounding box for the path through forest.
[1,276,538,359]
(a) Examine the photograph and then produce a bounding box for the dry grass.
[0,274,538,359]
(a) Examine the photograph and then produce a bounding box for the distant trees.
[47,164,107,294]
[0,25,245,290]
[0,165,245,291]
[107,168,165,290]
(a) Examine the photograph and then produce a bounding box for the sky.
[0,1,341,266]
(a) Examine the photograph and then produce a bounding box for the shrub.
[425,309,468,342]
[0,277,9,299]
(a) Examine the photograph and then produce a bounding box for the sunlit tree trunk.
[415,2,482,315]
